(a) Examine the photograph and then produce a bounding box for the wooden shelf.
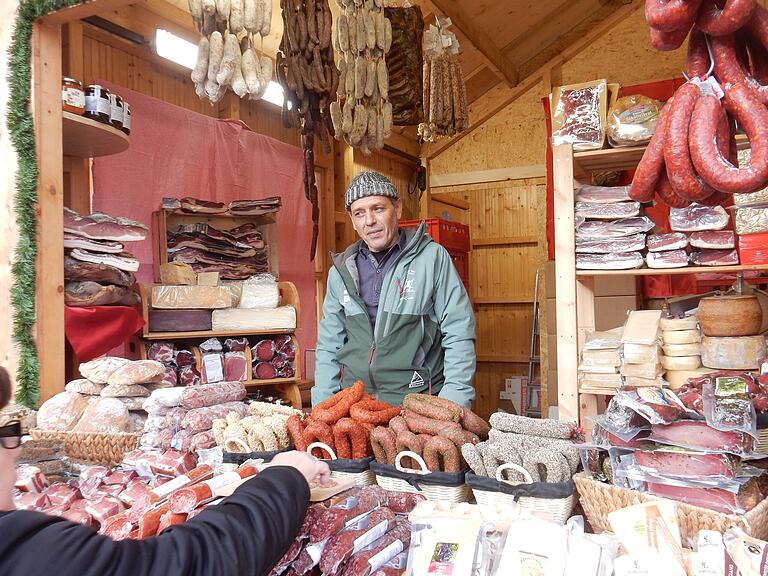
[143,328,295,340]
[62,111,129,157]
[159,208,277,225]
[244,377,300,387]
[576,264,768,277]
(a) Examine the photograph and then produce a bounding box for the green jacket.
[312,222,476,407]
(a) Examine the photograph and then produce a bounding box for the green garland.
[7,0,81,407]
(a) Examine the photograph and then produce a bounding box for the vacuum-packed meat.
[576,216,655,239]
[647,232,689,252]
[576,252,644,270]
[650,420,754,454]
[690,249,739,266]
[646,250,689,269]
[689,231,736,249]
[575,201,641,219]
[669,205,730,232]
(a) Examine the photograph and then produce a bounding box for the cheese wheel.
[665,368,713,390]
[660,316,698,331]
[698,295,762,337]
[701,335,767,370]
[662,329,701,345]
[660,355,702,371]
[662,343,701,357]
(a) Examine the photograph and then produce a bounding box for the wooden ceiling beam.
[41,0,135,25]
[424,0,641,160]
[425,0,519,87]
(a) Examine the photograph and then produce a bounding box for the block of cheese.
[620,362,663,379]
[661,355,702,371]
[581,348,621,367]
[624,375,665,387]
[151,285,232,309]
[212,305,297,332]
[579,364,618,374]
[665,368,713,390]
[623,343,660,364]
[159,262,196,286]
[663,342,701,357]
[701,335,767,370]
[621,310,662,345]
[662,329,701,346]
[196,272,220,286]
[660,315,698,332]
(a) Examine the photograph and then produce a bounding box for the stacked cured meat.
[632,3,768,208]
[63,207,147,307]
[574,184,653,270]
[252,335,296,380]
[578,328,623,392]
[166,221,269,280]
[140,382,248,453]
[669,204,738,266]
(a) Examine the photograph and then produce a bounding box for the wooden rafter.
[424,0,641,160]
[426,0,519,87]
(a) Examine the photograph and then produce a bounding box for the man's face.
[349,196,402,252]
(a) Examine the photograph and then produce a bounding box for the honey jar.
[121,101,131,136]
[84,84,111,124]
[109,93,124,129]
[61,77,85,115]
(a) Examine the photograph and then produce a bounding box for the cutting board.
[215,474,356,502]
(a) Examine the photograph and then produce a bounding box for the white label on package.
[306,539,328,565]
[202,354,224,383]
[152,473,191,498]
[368,541,404,573]
[353,520,390,555]
[206,471,241,492]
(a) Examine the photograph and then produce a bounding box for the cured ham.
[69,249,140,273]
[64,233,124,254]
[64,208,148,242]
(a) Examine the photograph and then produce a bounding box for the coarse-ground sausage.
[460,408,491,438]
[690,82,768,193]
[687,28,711,78]
[745,30,768,84]
[371,426,396,464]
[395,430,426,468]
[697,0,756,36]
[664,82,716,202]
[650,24,692,51]
[402,394,463,422]
[712,33,768,103]
[645,0,702,31]
[339,521,411,576]
[384,491,426,513]
[309,486,386,543]
[388,416,409,434]
[423,435,462,472]
[319,508,397,575]
[437,427,479,448]
[657,171,691,208]
[629,98,672,202]
[403,411,462,435]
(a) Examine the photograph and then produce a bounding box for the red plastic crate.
[400,218,471,253]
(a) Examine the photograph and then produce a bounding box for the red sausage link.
[690,83,768,193]
[744,30,768,84]
[332,420,353,459]
[697,0,756,36]
[287,415,307,452]
[687,28,711,78]
[389,416,409,434]
[664,83,716,202]
[349,398,401,425]
[371,426,396,464]
[645,0,702,31]
[460,408,491,438]
[698,103,734,206]
[313,380,365,424]
[712,33,768,104]
[302,418,335,457]
[657,171,691,208]
[395,430,426,469]
[629,98,672,202]
[333,417,369,459]
[423,436,462,473]
[650,24,691,51]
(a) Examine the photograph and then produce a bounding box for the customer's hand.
[271,450,332,486]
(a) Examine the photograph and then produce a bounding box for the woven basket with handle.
[307,442,376,486]
[374,451,471,503]
[574,472,768,543]
[30,429,140,467]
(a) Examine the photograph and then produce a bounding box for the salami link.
[371,426,396,464]
[459,408,491,438]
[319,508,397,575]
[138,502,170,538]
[629,97,672,202]
[384,491,426,514]
[423,435,462,472]
[287,414,308,451]
[302,418,335,457]
[395,429,426,461]
[657,171,692,208]
[180,380,246,409]
[698,0,757,36]
[151,464,214,499]
[339,521,411,576]
[101,512,133,540]
[333,417,369,459]
[687,28,711,78]
[402,394,463,422]
[645,0,702,31]
[388,416,409,434]
[403,411,462,435]
[309,486,387,543]
[438,427,480,448]
[744,30,768,84]
[689,82,768,193]
[157,511,187,533]
[712,33,768,104]
[650,24,691,51]
[169,467,257,514]
[313,380,365,424]
[349,398,400,425]
[663,82,716,202]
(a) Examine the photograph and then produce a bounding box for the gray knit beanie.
[345,171,399,210]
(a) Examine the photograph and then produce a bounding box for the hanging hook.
[704,33,716,79]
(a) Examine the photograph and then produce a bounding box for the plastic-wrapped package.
[633,448,740,479]
[611,388,686,425]
[606,95,661,147]
[735,206,768,234]
[150,285,231,309]
[239,274,279,309]
[36,392,90,431]
[649,420,755,455]
[170,429,193,452]
[724,527,768,576]
[576,233,646,254]
[689,231,735,249]
[224,337,248,352]
[175,349,196,367]
[669,204,729,232]
[735,149,768,206]
[703,375,757,438]
[253,339,276,362]
[164,407,188,429]
[72,398,131,433]
[646,232,688,252]
[551,79,608,151]
[180,381,247,410]
[223,352,247,382]
[690,249,739,266]
[646,477,762,515]
[201,353,224,384]
[211,306,297,331]
[574,184,631,204]
[147,342,175,364]
[178,365,202,386]
[182,402,249,434]
[646,250,689,269]
[143,387,185,411]
[576,252,644,270]
[739,232,768,265]
[576,217,655,239]
[575,201,640,220]
[255,362,278,379]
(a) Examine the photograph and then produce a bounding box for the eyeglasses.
[0,420,21,449]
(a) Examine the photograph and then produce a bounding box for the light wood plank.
[577,264,768,277]
[477,355,528,363]
[473,296,534,304]
[32,21,65,404]
[471,236,538,247]
[430,192,470,210]
[430,166,547,187]
[42,0,136,24]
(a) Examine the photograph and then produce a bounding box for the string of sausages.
[631,0,768,207]
[275,0,338,260]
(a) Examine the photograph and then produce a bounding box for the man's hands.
[270,451,332,487]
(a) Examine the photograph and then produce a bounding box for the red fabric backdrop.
[92,84,316,375]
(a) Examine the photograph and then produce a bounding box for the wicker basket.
[469,464,576,525]
[307,442,376,486]
[574,472,768,543]
[373,451,471,503]
[30,429,140,467]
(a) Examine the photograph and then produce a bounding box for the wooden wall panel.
[470,247,538,302]
[473,362,527,420]
[474,304,532,362]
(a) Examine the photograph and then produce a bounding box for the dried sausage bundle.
[631,4,768,206]
[189,0,274,103]
[417,20,468,142]
[330,0,393,153]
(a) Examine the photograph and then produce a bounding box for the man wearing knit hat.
[313,171,476,408]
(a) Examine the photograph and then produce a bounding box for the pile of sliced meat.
[162,196,281,217]
[167,222,269,280]
[64,207,148,307]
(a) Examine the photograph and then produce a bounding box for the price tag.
[691,77,724,99]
